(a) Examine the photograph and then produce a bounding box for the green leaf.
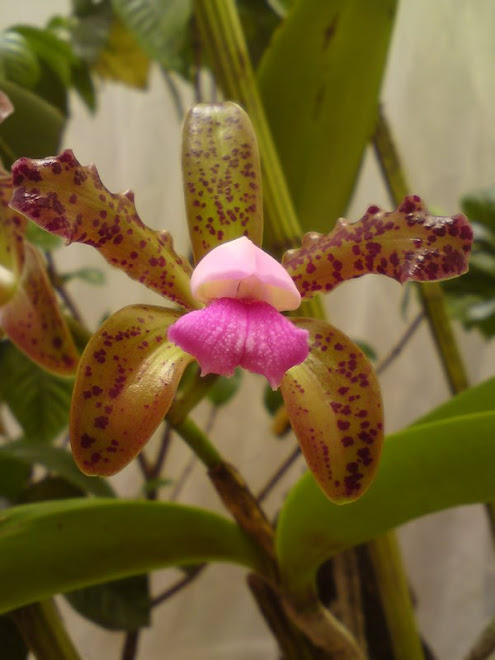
[61,267,106,286]
[442,187,495,337]
[25,221,63,251]
[257,0,397,233]
[17,476,84,503]
[12,26,76,88]
[0,441,114,498]
[0,343,73,444]
[207,368,242,407]
[0,498,267,613]
[263,382,283,416]
[0,30,40,88]
[276,411,495,596]
[65,575,150,631]
[413,374,495,427]
[0,79,65,168]
[0,455,30,502]
[112,0,192,72]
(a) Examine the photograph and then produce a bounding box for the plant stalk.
[9,599,81,660]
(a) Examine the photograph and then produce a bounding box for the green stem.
[10,599,81,660]
[366,534,425,660]
[171,416,222,470]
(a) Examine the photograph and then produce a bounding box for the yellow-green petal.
[71,305,194,476]
[182,102,263,263]
[281,318,383,504]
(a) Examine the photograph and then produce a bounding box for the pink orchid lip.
[190,236,301,311]
[168,297,309,389]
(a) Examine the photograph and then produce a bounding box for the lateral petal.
[283,196,473,299]
[10,150,196,309]
[0,167,26,304]
[71,305,194,476]
[0,244,79,375]
[183,103,263,263]
[168,298,309,389]
[281,318,383,503]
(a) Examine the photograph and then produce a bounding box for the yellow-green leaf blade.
[276,411,495,597]
[257,0,397,233]
[0,498,266,614]
[183,102,263,263]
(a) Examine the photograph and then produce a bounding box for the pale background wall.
[2,1,495,658]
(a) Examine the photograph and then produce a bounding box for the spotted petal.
[0,243,79,375]
[168,298,309,389]
[280,318,383,503]
[283,196,473,299]
[10,150,196,309]
[0,168,27,305]
[71,305,194,475]
[183,102,263,263]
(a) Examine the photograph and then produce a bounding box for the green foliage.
[0,455,31,502]
[0,79,64,167]
[65,575,150,631]
[0,343,73,444]
[257,0,397,233]
[25,221,63,251]
[0,441,114,498]
[207,368,243,407]
[60,267,106,286]
[443,188,495,338]
[275,378,495,594]
[0,498,266,613]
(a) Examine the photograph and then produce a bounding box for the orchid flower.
[10,103,472,503]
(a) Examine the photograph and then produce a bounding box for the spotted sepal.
[283,196,473,299]
[70,305,194,476]
[182,102,263,264]
[10,150,197,310]
[280,318,383,503]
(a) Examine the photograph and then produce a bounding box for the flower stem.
[9,599,81,660]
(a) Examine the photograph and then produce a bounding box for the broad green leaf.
[0,343,73,443]
[281,318,382,503]
[0,455,30,501]
[70,305,194,476]
[443,187,495,337]
[65,575,150,631]
[237,0,280,68]
[11,150,196,310]
[0,79,65,168]
[17,476,84,503]
[282,196,473,300]
[182,103,264,263]
[112,0,192,72]
[92,17,150,88]
[207,368,242,407]
[257,0,396,233]
[276,411,495,596]
[0,441,114,498]
[0,498,267,613]
[0,30,41,89]
[68,0,114,63]
[414,374,495,427]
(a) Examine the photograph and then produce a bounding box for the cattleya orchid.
[0,96,78,376]
[10,103,472,503]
